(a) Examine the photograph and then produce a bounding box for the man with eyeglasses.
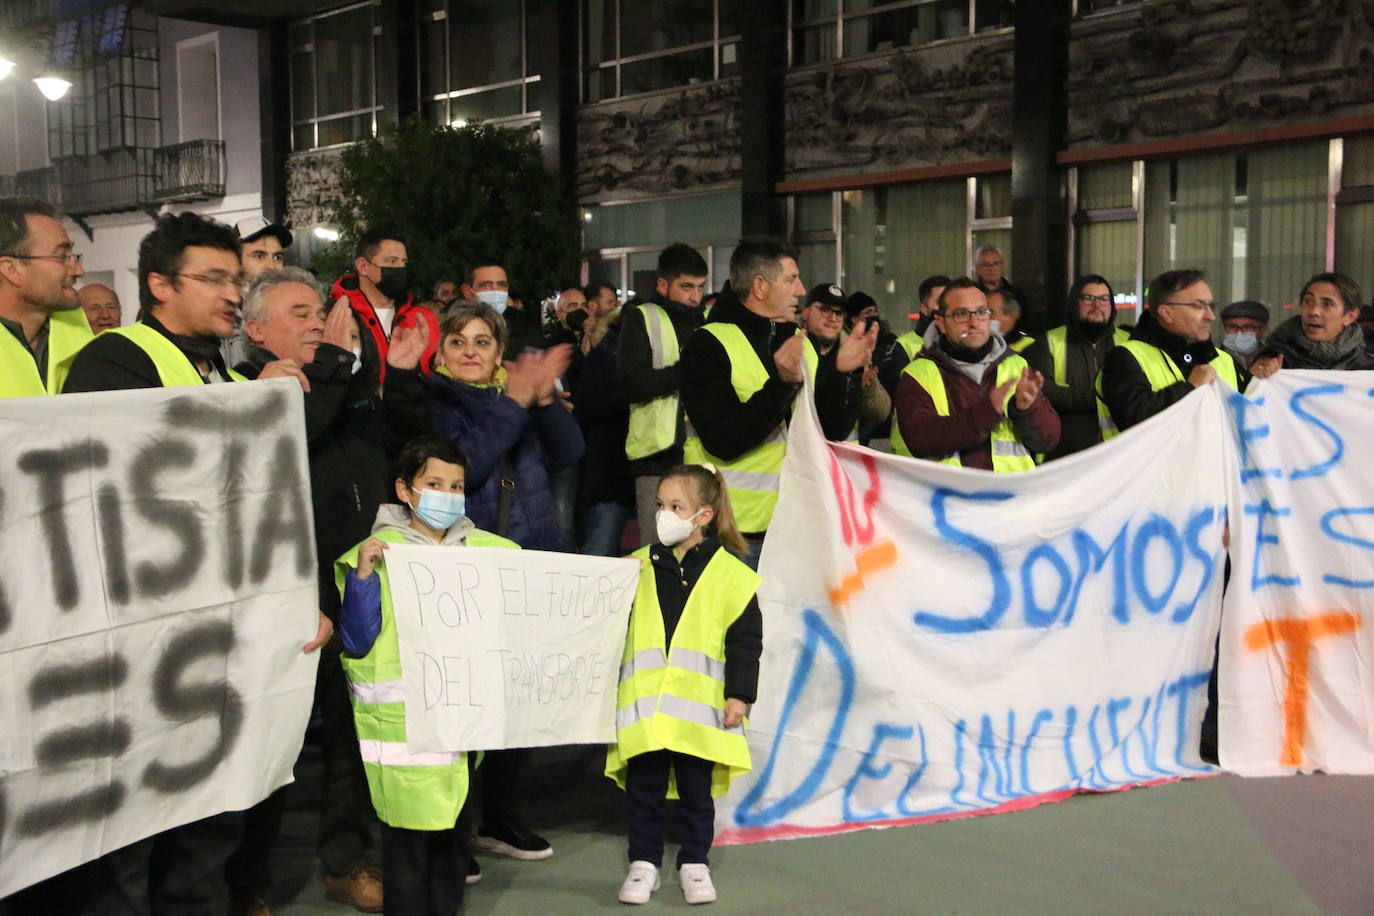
[974,245,1029,328]
[0,196,92,398]
[1096,268,1244,438]
[1023,274,1130,460]
[891,277,1059,471]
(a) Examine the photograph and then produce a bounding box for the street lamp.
[33,75,71,101]
[0,58,14,81]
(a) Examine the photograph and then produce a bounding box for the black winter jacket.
[618,294,708,477]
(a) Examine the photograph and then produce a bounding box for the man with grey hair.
[226,267,433,916]
[678,235,875,567]
[974,245,1029,330]
[987,288,1035,353]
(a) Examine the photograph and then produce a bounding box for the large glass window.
[1336,135,1374,280]
[47,7,160,159]
[420,0,539,126]
[583,0,741,103]
[290,3,378,151]
[792,0,1013,67]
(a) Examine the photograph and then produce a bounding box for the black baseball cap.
[807,283,846,308]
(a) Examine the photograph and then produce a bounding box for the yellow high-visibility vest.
[1095,339,1239,439]
[892,353,1037,472]
[0,307,93,398]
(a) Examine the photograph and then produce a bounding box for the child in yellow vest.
[336,435,517,915]
[606,464,763,905]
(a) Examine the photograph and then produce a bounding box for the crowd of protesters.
[1,194,1370,915]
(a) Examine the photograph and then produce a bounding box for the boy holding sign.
[606,464,763,905]
[335,435,517,915]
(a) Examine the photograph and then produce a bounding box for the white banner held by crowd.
[0,380,320,897]
[386,545,638,752]
[1221,370,1374,775]
[717,382,1235,844]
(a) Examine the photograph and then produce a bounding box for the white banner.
[717,383,1235,843]
[1221,370,1374,775]
[0,380,320,897]
[386,545,637,752]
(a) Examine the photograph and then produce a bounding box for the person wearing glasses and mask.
[0,196,92,398]
[1023,274,1130,460]
[1095,268,1245,438]
[891,277,1059,471]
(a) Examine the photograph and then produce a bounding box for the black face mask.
[372,265,408,301]
[566,309,588,333]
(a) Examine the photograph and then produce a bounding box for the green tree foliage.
[316,117,581,305]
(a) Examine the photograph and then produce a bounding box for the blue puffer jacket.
[425,373,585,551]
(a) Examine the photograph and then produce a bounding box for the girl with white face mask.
[606,464,763,907]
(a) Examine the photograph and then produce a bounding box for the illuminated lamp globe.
[34,76,72,101]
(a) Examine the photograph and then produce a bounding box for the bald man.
[78,283,121,333]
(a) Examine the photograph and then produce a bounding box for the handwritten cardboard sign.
[385,545,638,752]
[0,380,319,897]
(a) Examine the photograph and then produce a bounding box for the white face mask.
[476,290,509,314]
[989,319,1002,335]
[1223,331,1259,356]
[350,345,363,375]
[656,508,703,547]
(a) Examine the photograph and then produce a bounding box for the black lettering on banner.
[142,620,243,793]
[129,439,205,598]
[222,440,248,590]
[16,655,132,838]
[17,440,110,611]
[248,435,313,584]
[161,388,290,432]
[97,483,131,605]
[0,486,9,634]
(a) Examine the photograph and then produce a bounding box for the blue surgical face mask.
[1223,331,1259,356]
[410,487,465,530]
[476,289,509,314]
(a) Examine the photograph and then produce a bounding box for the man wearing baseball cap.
[223,216,295,366]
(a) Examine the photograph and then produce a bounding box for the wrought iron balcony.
[53,147,157,217]
[0,167,62,203]
[151,139,226,202]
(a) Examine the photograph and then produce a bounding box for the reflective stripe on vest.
[625,303,682,461]
[891,353,1036,472]
[605,545,760,798]
[0,307,93,398]
[336,527,517,829]
[104,323,248,387]
[1046,325,1129,388]
[1095,339,1240,440]
[681,323,818,533]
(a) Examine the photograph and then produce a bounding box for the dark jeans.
[86,810,244,916]
[581,500,633,557]
[317,635,379,876]
[625,750,716,869]
[380,821,471,916]
[224,787,288,897]
[477,748,527,828]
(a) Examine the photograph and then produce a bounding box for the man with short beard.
[1249,272,1374,376]
[1024,274,1129,459]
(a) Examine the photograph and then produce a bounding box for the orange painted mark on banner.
[827,539,898,608]
[1243,611,1360,768]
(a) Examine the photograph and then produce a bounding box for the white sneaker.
[679,863,716,905]
[618,860,660,904]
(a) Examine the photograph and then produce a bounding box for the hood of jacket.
[1064,290,1118,340]
[370,501,475,546]
[921,320,1009,383]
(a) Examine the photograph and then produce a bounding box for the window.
[791,0,1013,67]
[1073,162,1140,315]
[47,6,160,159]
[289,3,378,151]
[176,35,219,142]
[420,0,539,127]
[583,0,741,103]
[1336,135,1374,280]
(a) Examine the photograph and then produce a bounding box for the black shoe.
[472,816,553,860]
[466,858,482,886]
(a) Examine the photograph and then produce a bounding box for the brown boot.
[322,862,383,913]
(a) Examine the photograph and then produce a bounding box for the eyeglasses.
[940,307,994,323]
[175,271,246,292]
[1,251,83,266]
[977,260,1003,268]
[1078,294,1111,304]
[1161,299,1216,311]
[814,304,845,317]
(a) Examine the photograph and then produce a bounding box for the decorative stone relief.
[285,148,345,230]
[783,32,1015,180]
[576,80,741,202]
[1067,0,1374,147]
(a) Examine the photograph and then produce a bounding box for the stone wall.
[1067,0,1374,148]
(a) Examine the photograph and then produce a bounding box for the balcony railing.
[151,139,226,202]
[54,148,157,216]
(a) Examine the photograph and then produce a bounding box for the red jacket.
[894,338,1060,471]
[330,273,439,382]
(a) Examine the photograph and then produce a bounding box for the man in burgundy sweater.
[892,277,1059,470]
